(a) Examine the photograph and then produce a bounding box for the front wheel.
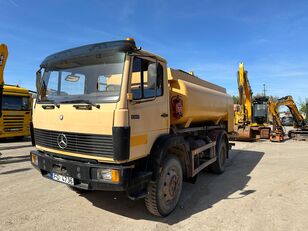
[145,155,183,217]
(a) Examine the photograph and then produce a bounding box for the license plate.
[51,173,74,185]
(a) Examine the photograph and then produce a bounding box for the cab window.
[131,57,163,100]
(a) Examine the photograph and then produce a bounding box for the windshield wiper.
[61,99,100,109]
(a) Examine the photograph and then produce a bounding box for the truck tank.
[168,69,234,133]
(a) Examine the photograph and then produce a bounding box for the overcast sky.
[1,0,308,103]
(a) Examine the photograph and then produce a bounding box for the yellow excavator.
[0,44,32,140]
[234,63,271,141]
[269,95,308,141]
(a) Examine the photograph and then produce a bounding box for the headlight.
[97,168,120,183]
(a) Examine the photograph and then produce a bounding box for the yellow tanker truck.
[30,39,234,216]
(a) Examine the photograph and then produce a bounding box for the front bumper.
[30,150,151,192]
[0,130,30,138]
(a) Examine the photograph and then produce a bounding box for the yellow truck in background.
[31,39,234,216]
[1,85,32,139]
[0,44,32,139]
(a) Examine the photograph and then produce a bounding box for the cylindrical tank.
[168,69,234,132]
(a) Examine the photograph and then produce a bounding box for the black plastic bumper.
[30,150,152,192]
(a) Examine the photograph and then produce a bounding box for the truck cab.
[0,85,32,139]
[33,39,169,163]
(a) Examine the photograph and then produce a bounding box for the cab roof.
[3,84,30,95]
[40,40,137,68]
[40,39,167,69]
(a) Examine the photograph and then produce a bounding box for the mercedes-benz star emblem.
[57,134,68,149]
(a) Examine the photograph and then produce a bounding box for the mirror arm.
[36,67,43,99]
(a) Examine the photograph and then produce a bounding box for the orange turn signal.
[31,154,38,165]
[111,169,120,183]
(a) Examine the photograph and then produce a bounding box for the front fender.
[149,134,189,180]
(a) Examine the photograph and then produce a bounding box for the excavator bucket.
[233,125,255,141]
[270,129,285,142]
[233,125,271,141]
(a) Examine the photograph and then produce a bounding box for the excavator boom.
[237,62,253,123]
[0,44,8,117]
[0,44,8,86]
[268,97,285,142]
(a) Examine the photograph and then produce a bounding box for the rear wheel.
[210,137,227,174]
[145,155,183,217]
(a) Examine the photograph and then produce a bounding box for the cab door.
[128,56,169,160]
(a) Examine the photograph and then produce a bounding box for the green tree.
[298,98,308,114]
[232,95,239,104]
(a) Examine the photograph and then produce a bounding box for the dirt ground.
[0,136,308,231]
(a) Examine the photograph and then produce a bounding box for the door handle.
[161,113,168,118]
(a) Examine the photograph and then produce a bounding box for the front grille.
[3,114,24,132]
[34,128,114,157]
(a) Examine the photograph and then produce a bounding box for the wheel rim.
[162,167,180,202]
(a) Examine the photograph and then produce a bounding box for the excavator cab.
[252,96,269,125]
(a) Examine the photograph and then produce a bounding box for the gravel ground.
[0,137,307,231]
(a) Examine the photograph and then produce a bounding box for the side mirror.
[36,69,42,93]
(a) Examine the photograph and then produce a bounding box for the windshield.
[2,95,30,111]
[254,103,267,117]
[39,52,125,104]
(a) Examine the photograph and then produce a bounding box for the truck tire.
[210,136,227,174]
[145,155,183,217]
